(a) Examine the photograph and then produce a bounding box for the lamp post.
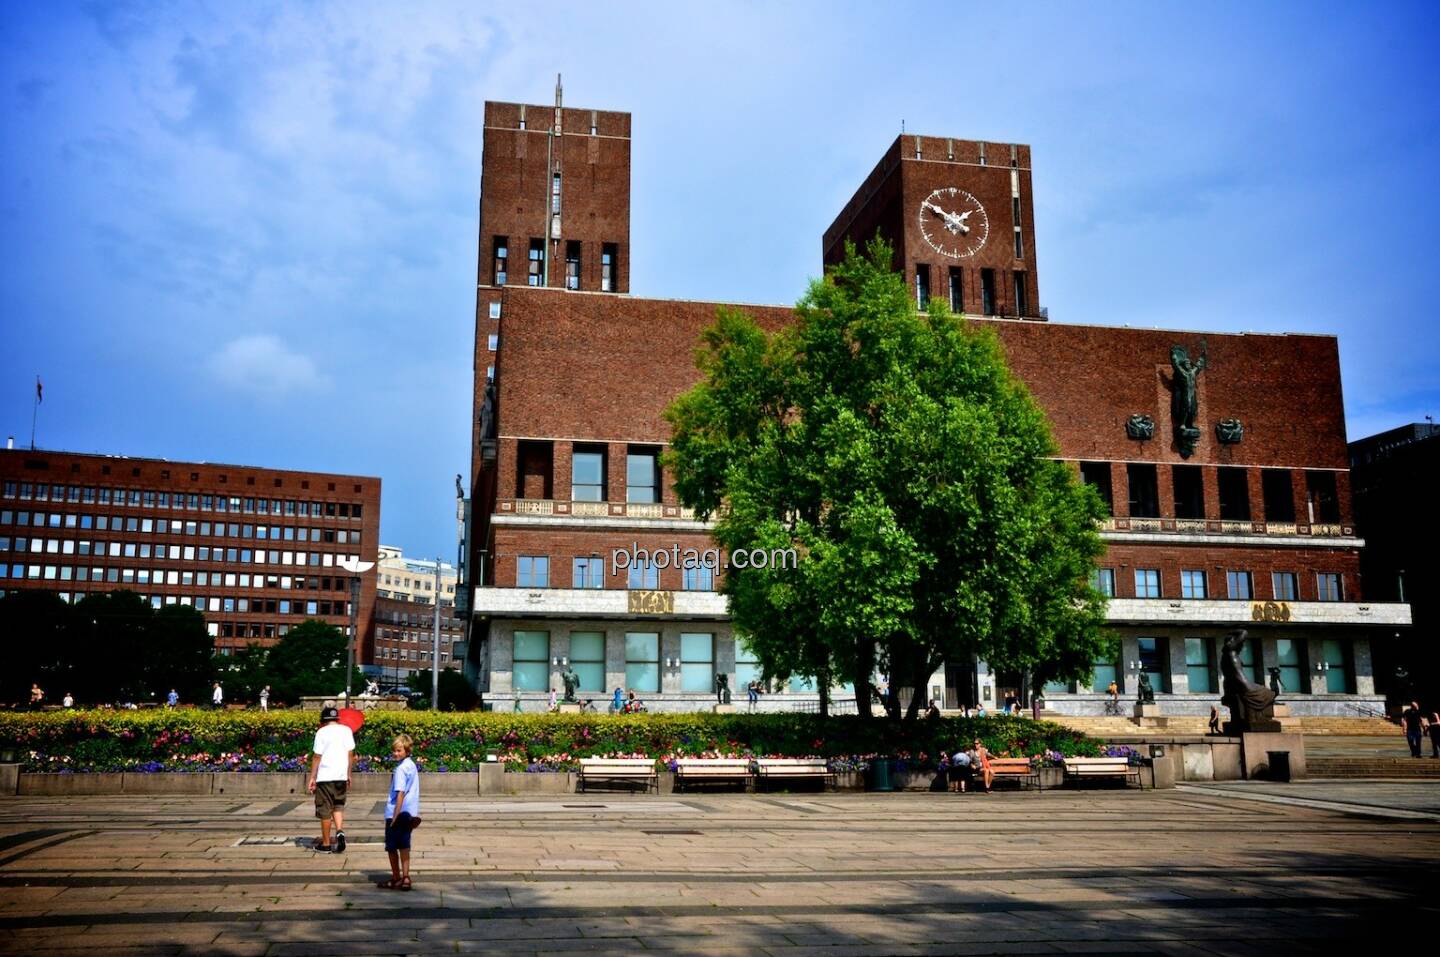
[337,557,376,699]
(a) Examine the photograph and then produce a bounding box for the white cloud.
[208,335,330,396]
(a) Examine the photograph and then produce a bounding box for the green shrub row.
[0,709,1102,773]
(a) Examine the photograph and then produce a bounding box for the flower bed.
[0,710,1103,773]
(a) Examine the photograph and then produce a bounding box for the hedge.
[0,709,1103,773]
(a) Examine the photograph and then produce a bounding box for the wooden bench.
[1063,756,1141,789]
[674,758,753,792]
[577,758,658,793]
[755,758,835,790]
[988,757,1041,791]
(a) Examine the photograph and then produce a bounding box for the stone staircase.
[1048,715,1398,737]
[1307,757,1440,779]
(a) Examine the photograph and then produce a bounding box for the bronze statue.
[1267,667,1284,695]
[1126,414,1155,440]
[715,673,732,705]
[560,667,580,703]
[1215,418,1243,444]
[1137,672,1156,704]
[1169,344,1207,458]
[1220,630,1277,727]
[478,380,498,442]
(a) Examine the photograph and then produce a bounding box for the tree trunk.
[855,640,874,719]
[819,669,830,718]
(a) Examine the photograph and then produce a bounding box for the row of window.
[0,483,364,518]
[1091,567,1343,601]
[2,586,347,618]
[515,556,714,591]
[916,266,1028,317]
[0,541,362,573]
[492,237,619,292]
[380,573,455,592]
[0,564,351,593]
[0,514,362,544]
[1079,462,1342,524]
[1049,635,1352,696]
[516,442,662,503]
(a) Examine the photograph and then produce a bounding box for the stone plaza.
[2,782,1438,956]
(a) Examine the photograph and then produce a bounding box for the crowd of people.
[945,738,996,794]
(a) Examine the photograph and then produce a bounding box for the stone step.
[1306,758,1440,778]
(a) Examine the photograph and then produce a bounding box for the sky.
[2,1,1439,561]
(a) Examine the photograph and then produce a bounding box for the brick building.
[0,448,381,659]
[463,85,1409,715]
[371,545,464,687]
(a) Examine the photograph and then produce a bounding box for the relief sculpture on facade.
[1169,343,1207,458]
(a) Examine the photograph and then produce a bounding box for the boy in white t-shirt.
[377,733,420,890]
[307,706,355,852]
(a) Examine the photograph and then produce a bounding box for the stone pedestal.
[712,704,735,714]
[0,763,19,796]
[1241,732,1306,780]
[1132,703,1167,729]
[557,703,582,714]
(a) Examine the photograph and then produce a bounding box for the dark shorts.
[384,812,414,852]
[947,765,973,783]
[314,780,347,820]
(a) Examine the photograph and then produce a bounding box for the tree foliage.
[254,619,362,705]
[664,239,1112,719]
[405,667,477,711]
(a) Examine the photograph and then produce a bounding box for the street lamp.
[337,557,376,699]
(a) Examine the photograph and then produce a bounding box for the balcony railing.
[499,499,697,521]
[1101,517,1354,538]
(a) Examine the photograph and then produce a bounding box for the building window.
[1185,637,1213,694]
[948,267,962,312]
[1173,465,1205,520]
[513,631,550,691]
[681,632,714,693]
[1079,461,1113,515]
[1137,637,1166,693]
[565,241,581,290]
[1316,573,1342,602]
[527,239,544,286]
[1319,638,1349,692]
[1180,570,1207,599]
[569,631,605,691]
[1014,226,1023,260]
[487,334,498,352]
[624,632,660,692]
[626,448,659,503]
[1218,467,1250,521]
[1305,471,1340,524]
[735,637,762,691]
[516,556,549,588]
[1134,568,1161,598]
[1262,469,1295,522]
[1090,568,1116,597]
[1126,463,1160,518]
[493,238,508,285]
[1271,571,1298,601]
[683,562,714,591]
[601,243,618,292]
[1227,570,1253,600]
[551,171,561,215]
[573,557,604,589]
[1274,638,1303,693]
[1089,650,1119,693]
[572,447,606,502]
[488,301,501,319]
[915,264,930,309]
[981,268,996,315]
[1013,271,1027,316]
[627,560,658,590]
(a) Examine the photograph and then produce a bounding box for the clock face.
[918,187,989,259]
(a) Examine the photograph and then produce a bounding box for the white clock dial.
[918,187,989,258]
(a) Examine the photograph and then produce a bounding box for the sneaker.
[333,831,346,853]
[313,842,333,852]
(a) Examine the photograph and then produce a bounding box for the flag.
[36,378,42,404]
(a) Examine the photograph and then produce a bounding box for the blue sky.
[2,1,1438,561]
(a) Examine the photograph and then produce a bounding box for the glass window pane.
[790,675,816,692]
[680,632,713,662]
[1042,678,1070,694]
[1090,662,1118,693]
[626,663,659,693]
[514,661,549,691]
[570,632,605,662]
[625,632,658,661]
[573,662,605,692]
[736,662,762,688]
[514,630,549,662]
[681,663,713,692]
[573,453,603,485]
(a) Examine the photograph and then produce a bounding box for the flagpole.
[30,375,39,451]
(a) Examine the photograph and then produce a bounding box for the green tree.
[263,619,362,705]
[405,667,477,711]
[0,590,72,705]
[665,239,1111,720]
[214,643,271,706]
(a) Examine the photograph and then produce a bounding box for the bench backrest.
[757,759,829,772]
[676,759,751,770]
[579,758,655,772]
[989,758,1034,772]
[1065,757,1132,772]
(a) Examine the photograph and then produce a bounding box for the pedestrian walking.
[1401,701,1425,758]
[211,682,224,709]
[62,692,74,709]
[29,683,44,710]
[259,686,270,713]
[166,688,179,708]
[1208,704,1222,735]
[1428,709,1440,759]
[612,687,625,713]
[377,733,420,891]
[307,706,355,853]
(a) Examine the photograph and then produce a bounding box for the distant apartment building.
[0,448,380,657]
[371,545,464,684]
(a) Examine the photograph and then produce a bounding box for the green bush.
[0,709,1102,773]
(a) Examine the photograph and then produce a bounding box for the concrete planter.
[213,772,307,796]
[122,772,214,795]
[19,773,125,795]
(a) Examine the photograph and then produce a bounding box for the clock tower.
[822,136,1041,320]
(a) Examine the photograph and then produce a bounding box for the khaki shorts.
[314,780,348,820]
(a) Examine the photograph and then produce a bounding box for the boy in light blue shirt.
[377,733,420,890]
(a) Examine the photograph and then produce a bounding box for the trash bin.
[1266,751,1291,783]
[868,758,894,792]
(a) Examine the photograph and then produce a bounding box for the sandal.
[375,877,403,890]
[399,876,412,891]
